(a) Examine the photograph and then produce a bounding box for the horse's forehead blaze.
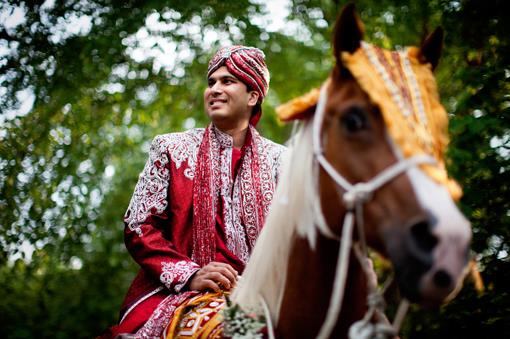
[340,43,462,200]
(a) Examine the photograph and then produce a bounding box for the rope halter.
[312,84,436,339]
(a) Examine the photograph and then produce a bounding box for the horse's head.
[278,4,471,308]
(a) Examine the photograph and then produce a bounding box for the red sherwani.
[105,124,285,337]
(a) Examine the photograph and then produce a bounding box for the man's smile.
[209,98,227,107]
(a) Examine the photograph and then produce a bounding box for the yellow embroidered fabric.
[164,292,225,339]
[277,87,321,122]
[276,43,462,200]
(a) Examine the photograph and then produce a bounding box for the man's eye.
[340,107,369,134]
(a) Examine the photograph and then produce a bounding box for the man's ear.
[248,91,260,106]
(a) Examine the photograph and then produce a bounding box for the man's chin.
[206,108,224,119]
[207,113,228,125]
[207,110,228,120]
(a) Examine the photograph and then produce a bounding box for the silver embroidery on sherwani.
[168,129,203,180]
[160,260,200,292]
[134,291,196,338]
[223,126,286,263]
[124,135,171,236]
[124,129,204,236]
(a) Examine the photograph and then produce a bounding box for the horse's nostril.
[410,220,438,253]
[433,270,452,288]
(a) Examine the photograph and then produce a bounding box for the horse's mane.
[231,120,325,322]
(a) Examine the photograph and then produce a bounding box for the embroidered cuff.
[160,260,200,293]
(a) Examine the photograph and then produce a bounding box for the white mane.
[231,119,327,323]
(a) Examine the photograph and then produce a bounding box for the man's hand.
[189,261,238,292]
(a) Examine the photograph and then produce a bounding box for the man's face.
[204,66,259,130]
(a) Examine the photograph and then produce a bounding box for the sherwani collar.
[210,124,254,150]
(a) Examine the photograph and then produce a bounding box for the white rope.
[392,299,410,333]
[350,244,408,339]
[315,210,355,339]
[259,294,276,339]
[313,85,354,190]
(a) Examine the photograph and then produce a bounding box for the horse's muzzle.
[384,210,471,308]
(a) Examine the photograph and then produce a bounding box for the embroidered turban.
[207,45,270,125]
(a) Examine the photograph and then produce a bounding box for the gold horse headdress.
[277,42,462,200]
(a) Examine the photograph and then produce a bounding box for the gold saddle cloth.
[164,292,226,339]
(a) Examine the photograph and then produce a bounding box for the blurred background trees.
[0,0,508,337]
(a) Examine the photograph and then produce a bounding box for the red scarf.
[191,124,273,267]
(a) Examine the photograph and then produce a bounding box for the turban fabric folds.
[207,46,270,126]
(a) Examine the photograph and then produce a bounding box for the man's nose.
[210,82,222,94]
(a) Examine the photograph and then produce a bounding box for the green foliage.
[0,0,508,337]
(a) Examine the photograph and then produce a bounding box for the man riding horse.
[101,46,286,338]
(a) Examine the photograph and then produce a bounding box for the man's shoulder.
[257,135,287,155]
[152,128,205,151]
[150,129,204,173]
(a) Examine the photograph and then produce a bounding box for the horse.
[163,4,472,339]
[229,4,471,339]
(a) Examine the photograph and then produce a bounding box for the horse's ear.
[419,27,444,70]
[333,3,364,65]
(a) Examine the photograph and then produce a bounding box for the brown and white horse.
[231,4,471,339]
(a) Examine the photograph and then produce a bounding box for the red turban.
[207,45,270,125]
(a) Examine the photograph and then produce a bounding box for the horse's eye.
[341,107,369,134]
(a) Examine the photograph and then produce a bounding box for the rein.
[311,84,436,339]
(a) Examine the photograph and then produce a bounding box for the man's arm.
[124,135,200,293]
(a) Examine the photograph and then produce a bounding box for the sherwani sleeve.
[123,135,200,293]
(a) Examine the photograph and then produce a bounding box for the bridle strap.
[312,84,435,339]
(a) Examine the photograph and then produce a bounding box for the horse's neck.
[277,233,368,339]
